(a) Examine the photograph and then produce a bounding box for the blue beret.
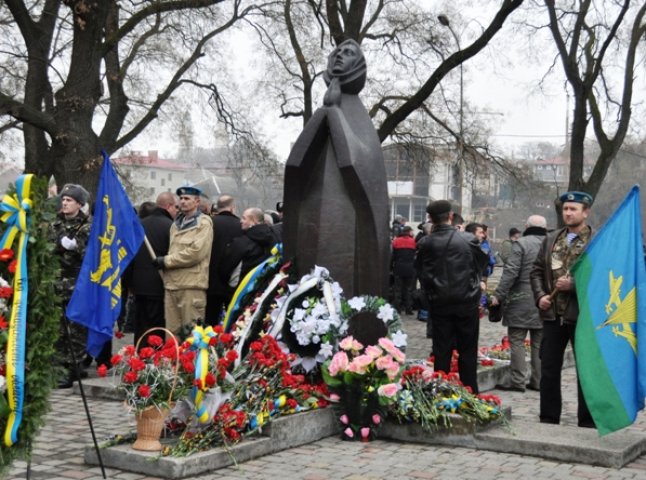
[559,191,593,206]
[176,186,203,197]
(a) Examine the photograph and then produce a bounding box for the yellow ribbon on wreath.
[0,174,33,446]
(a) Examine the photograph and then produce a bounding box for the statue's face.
[332,42,360,75]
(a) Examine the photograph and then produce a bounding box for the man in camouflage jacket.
[530,191,595,428]
[48,184,92,388]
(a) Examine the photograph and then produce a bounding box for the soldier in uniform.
[530,191,595,427]
[49,184,92,388]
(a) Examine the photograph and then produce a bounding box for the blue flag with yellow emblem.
[66,151,144,357]
[573,185,646,435]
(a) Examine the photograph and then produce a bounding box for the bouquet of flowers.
[169,334,330,456]
[104,334,192,412]
[322,335,405,441]
[392,364,502,431]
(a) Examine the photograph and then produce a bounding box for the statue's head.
[324,39,366,95]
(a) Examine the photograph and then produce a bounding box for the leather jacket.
[529,226,591,324]
[415,223,488,309]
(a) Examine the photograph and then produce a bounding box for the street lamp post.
[437,15,465,215]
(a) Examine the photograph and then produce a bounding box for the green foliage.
[0,176,61,475]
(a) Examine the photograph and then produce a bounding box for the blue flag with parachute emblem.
[573,185,646,435]
[66,150,144,357]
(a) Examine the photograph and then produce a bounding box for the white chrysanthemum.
[310,301,328,318]
[377,304,395,323]
[392,330,408,348]
[317,342,334,359]
[0,375,5,394]
[347,296,366,311]
[292,308,307,321]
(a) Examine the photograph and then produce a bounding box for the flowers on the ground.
[392,363,503,431]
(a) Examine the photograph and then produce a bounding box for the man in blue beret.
[152,185,213,335]
[530,190,595,428]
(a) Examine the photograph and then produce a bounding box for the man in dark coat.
[205,195,244,325]
[129,192,177,346]
[491,215,547,392]
[416,200,488,393]
[530,191,595,428]
[221,207,279,291]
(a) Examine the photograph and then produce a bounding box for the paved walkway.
[7,306,646,479]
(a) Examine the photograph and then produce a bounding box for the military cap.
[426,199,453,216]
[60,184,89,206]
[559,191,593,206]
[176,185,203,197]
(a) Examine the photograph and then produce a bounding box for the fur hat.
[60,184,89,206]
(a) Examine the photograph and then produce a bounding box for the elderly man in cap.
[49,183,92,388]
[530,190,595,428]
[153,185,213,335]
[416,200,488,393]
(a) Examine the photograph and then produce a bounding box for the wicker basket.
[131,327,179,452]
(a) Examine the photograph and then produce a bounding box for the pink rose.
[378,337,405,363]
[328,351,349,376]
[386,365,401,381]
[340,414,349,425]
[360,427,371,440]
[365,345,382,359]
[344,427,354,438]
[339,336,356,351]
[352,354,373,370]
[375,355,395,371]
[377,382,400,398]
[372,414,381,425]
[347,361,368,375]
[330,393,341,402]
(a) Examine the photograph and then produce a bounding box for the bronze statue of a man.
[282,39,390,298]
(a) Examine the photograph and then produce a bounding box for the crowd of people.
[392,191,596,428]
[48,180,596,429]
[48,183,282,388]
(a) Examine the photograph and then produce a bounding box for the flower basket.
[132,405,171,451]
[130,327,180,451]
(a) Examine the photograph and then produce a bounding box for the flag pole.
[143,235,164,280]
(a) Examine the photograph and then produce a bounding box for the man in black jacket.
[128,192,177,345]
[205,195,244,325]
[221,207,279,291]
[416,200,488,393]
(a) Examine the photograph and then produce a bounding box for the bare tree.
[0,0,269,192]
[544,0,646,199]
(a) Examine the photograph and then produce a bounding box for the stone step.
[475,419,646,468]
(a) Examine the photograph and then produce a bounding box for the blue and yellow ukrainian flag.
[66,151,144,357]
[573,185,646,435]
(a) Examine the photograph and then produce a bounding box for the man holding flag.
[66,151,144,367]
[530,191,595,428]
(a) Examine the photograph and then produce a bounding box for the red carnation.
[0,315,7,330]
[8,259,17,274]
[220,333,233,344]
[110,354,123,366]
[225,350,238,363]
[147,335,163,347]
[0,249,13,262]
[286,398,298,409]
[138,347,154,359]
[205,372,216,387]
[0,287,13,299]
[97,364,108,377]
[114,330,125,339]
[123,371,138,383]
[138,384,151,398]
[128,357,146,372]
